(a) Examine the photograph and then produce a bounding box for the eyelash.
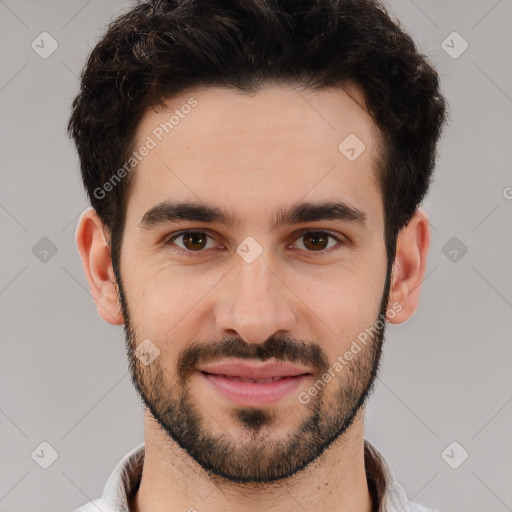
[163,229,346,258]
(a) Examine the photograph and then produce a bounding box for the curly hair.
[67,0,447,279]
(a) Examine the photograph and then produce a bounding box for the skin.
[76,83,430,512]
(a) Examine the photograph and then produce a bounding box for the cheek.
[291,259,386,354]
[298,257,384,311]
[133,266,219,329]
[307,282,379,343]
[124,234,387,342]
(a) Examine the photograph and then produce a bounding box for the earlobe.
[386,208,431,324]
[75,207,124,325]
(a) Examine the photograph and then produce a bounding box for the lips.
[198,361,313,406]
[197,360,312,381]
[211,375,289,383]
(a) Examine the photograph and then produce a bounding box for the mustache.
[176,334,330,382]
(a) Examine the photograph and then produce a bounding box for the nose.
[215,251,297,345]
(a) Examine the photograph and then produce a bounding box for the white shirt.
[72,439,438,512]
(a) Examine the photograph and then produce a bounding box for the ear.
[386,208,431,324]
[75,207,124,325]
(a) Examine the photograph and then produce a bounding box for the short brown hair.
[68,0,447,279]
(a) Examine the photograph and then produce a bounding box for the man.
[69,0,446,510]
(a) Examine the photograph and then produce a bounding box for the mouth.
[197,360,313,380]
[200,372,309,383]
[198,369,312,406]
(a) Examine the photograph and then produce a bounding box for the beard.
[115,265,391,484]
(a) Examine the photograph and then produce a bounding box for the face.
[115,84,391,483]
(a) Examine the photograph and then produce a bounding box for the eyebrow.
[138,200,368,232]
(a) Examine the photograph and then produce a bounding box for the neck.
[129,408,374,512]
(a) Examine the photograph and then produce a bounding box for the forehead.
[126,84,384,231]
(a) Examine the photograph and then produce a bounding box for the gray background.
[0,1,511,511]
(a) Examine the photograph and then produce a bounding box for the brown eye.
[166,230,217,255]
[292,230,344,255]
[181,232,208,251]
[302,232,330,251]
